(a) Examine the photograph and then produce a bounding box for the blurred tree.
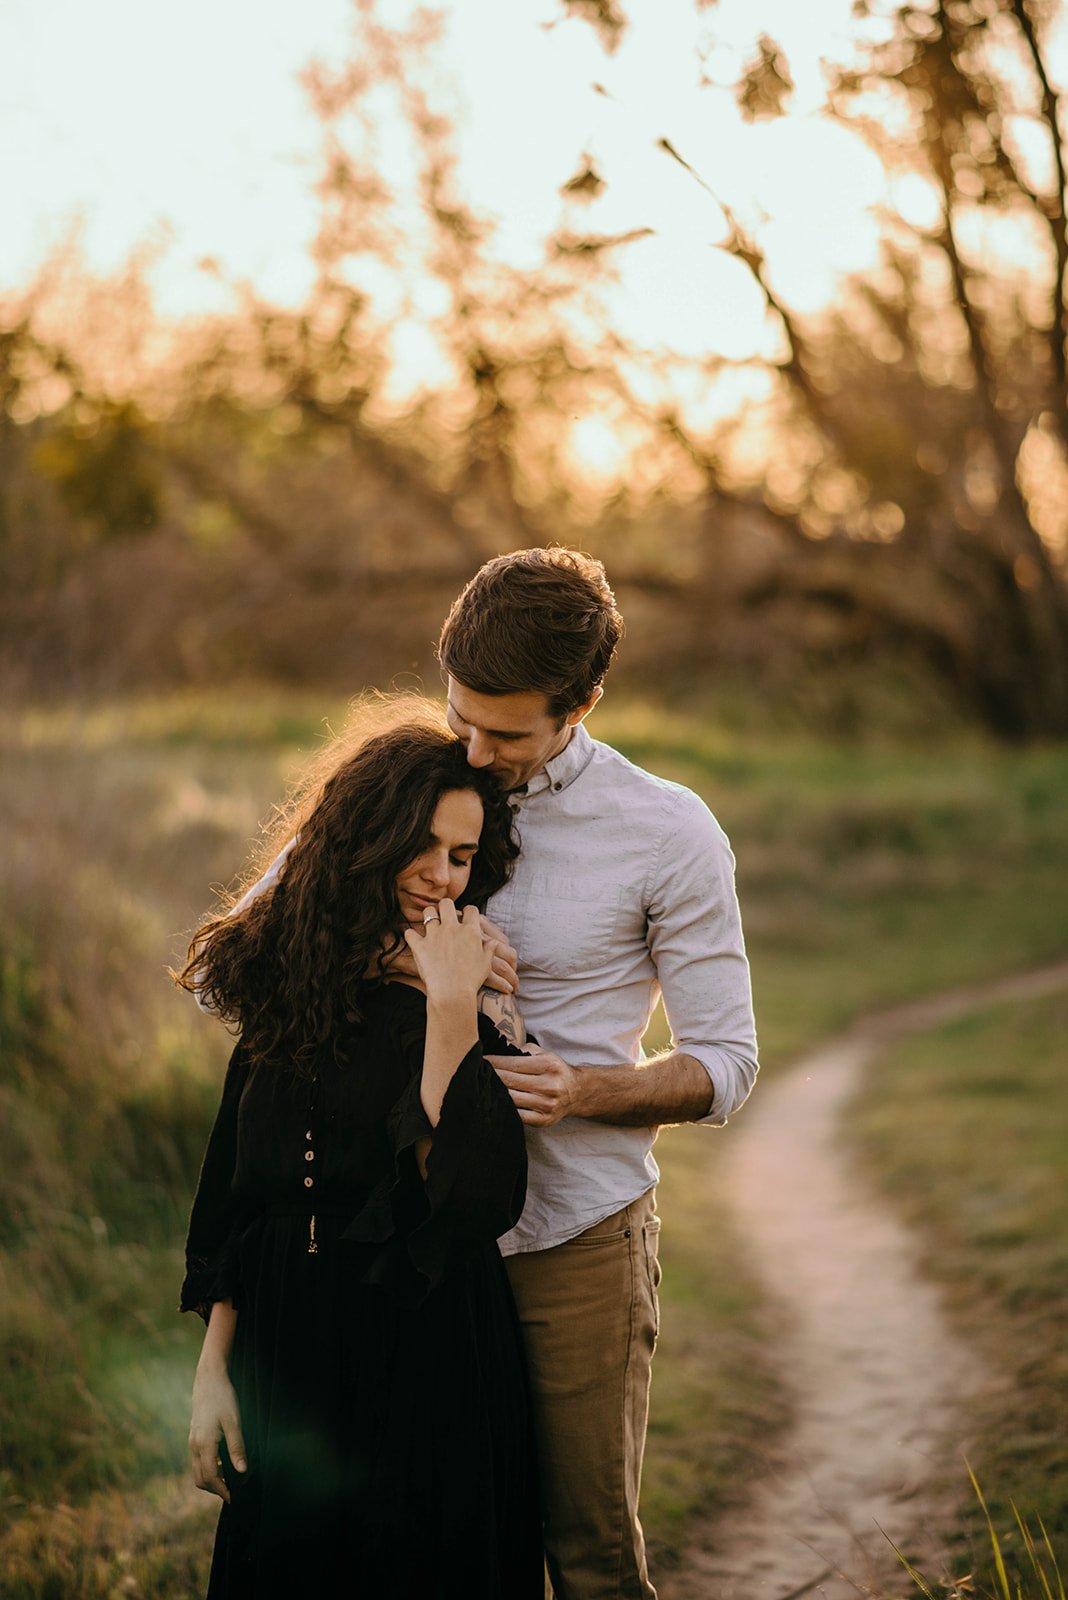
[596,0,1068,734]
[3,0,1067,734]
[31,401,161,539]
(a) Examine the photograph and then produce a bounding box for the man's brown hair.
[438,547,624,719]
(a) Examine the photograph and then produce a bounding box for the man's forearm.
[488,1046,716,1128]
[570,1051,714,1127]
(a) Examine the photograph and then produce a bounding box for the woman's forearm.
[420,994,479,1126]
[198,1298,238,1372]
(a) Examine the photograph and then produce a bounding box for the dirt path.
[661,962,1068,1600]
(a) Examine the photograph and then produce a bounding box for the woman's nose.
[422,851,450,888]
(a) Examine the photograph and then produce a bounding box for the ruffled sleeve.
[179,1041,259,1322]
[341,1002,528,1307]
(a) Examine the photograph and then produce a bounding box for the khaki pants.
[505,1191,661,1600]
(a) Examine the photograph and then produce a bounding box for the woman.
[177,705,542,1599]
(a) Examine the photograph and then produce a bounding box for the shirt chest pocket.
[508,878,627,980]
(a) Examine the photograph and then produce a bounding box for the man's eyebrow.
[448,701,531,739]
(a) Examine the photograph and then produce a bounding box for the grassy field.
[849,989,1068,1598]
[1,688,1066,1595]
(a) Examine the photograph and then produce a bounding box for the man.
[435,548,757,1600]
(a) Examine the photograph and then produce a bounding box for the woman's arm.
[403,900,492,1128]
[189,1299,247,1503]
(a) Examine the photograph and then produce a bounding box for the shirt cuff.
[679,1043,758,1126]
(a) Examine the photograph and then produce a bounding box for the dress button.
[305,1130,313,1141]
[304,1176,314,1189]
[304,1150,314,1161]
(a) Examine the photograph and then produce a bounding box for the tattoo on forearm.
[477,987,527,1047]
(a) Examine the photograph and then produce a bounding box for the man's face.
[446,678,598,792]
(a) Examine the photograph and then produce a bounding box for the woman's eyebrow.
[428,832,479,851]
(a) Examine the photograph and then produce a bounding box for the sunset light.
[5,0,909,373]
[3,5,1068,1592]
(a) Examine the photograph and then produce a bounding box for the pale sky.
[1,0,1061,400]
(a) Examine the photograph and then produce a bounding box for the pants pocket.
[642,1216,662,1340]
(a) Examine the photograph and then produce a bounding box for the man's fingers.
[493,1069,552,1095]
[479,914,512,950]
[506,1088,556,1111]
[483,954,518,995]
[487,1054,551,1076]
[479,917,518,990]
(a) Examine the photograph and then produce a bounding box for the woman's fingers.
[190,1431,231,1502]
[189,1394,246,1502]
[221,1410,247,1475]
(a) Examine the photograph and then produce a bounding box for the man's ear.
[566,685,604,727]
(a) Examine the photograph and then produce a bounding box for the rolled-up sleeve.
[646,791,758,1125]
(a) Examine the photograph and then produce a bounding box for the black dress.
[181,983,542,1600]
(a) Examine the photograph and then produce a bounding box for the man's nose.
[465,731,495,769]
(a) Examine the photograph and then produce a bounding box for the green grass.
[1,688,1066,1589]
[849,990,1068,1596]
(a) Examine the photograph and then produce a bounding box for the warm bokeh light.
[3,0,894,389]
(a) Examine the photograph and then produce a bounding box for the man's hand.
[478,915,519,995]
[487,1049,585,1127]
[489,1049,717,1128]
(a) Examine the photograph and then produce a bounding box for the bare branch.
[1009,0,1068,451]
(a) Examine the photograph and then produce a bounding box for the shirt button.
[304,1176,314,1189]
[552,782,562,791]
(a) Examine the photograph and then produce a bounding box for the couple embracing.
[180,547,758,1599]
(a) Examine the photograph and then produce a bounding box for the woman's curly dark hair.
[176,700,519,1071]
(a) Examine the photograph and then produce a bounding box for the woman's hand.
[381,913,518,994]
[404,900,492,1002]
[189,1359,247,1503]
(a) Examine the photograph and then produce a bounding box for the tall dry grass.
[2,689,1067,1593]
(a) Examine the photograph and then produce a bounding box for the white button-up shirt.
[490,724,757,1255]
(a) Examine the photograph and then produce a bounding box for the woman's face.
[395,788,485,925]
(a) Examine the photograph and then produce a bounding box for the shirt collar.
[517,723,596,800]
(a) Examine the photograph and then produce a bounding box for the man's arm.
[490,789,757,1129]
[490,1048,713,1128]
